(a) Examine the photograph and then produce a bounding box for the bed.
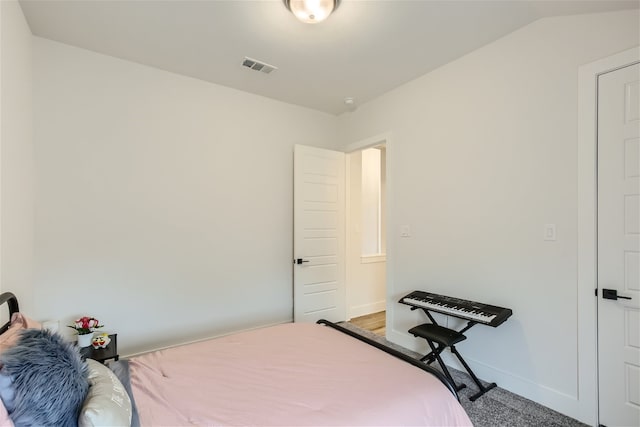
[0,292,472,426]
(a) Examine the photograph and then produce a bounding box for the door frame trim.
[577,46,640,426]
[344,132,392,324]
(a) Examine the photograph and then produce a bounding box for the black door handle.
[602,289,632,300]
[294,258,310,265]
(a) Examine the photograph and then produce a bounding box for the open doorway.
[346,143,387,335]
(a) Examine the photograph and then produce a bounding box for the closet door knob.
[602,289,632,300]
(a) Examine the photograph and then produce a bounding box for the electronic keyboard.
[399,290,512,327]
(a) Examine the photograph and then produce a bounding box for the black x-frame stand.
[408,306,497,401]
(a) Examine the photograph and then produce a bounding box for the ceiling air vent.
[242,57,278,74]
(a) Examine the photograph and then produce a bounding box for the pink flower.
[68,316,103,335]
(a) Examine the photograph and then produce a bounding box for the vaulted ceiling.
[19,0,639,115]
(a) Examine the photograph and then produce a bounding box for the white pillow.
[79,359,132,427]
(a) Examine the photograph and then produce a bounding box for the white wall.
[33,38,339,354]
[0,0,35,314]
[338,9,639,423]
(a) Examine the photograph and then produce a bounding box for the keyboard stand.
[408,307,497,401]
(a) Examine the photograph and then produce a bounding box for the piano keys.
[399,290,512,327]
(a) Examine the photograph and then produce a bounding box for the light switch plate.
[544,224,556,241]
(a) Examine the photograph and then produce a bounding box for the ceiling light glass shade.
[283,0,341,24]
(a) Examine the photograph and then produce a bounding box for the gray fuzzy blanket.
[0,329,89,426]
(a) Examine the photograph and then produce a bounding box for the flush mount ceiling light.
[283,0,341,24]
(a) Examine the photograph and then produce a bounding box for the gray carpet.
[339,322,587,427]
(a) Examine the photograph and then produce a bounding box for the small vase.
[77,333,94,348]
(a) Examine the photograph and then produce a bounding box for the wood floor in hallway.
[348,311,385,336]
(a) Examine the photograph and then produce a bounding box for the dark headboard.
[0,292,19,335]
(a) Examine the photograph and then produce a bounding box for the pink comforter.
[129,323,472,426]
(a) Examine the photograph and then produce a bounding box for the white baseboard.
[348,300,386,319]
[388,328,583,422]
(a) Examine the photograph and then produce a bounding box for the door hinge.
[595,288,598,297]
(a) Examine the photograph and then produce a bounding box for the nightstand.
[79,334,119,364]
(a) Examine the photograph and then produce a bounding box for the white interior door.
[598,62,640,427]
[293,144,346,323]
